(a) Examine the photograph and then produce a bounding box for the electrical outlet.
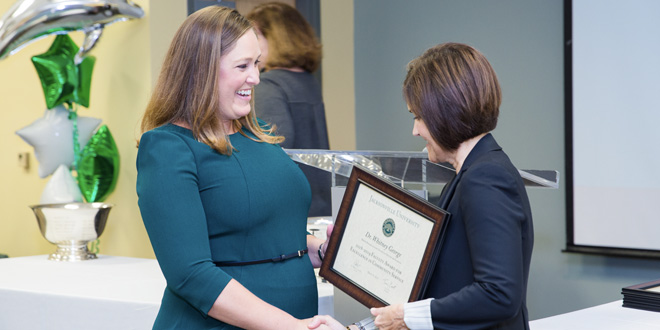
[18,152,29,170]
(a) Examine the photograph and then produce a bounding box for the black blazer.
[425,133,534,330]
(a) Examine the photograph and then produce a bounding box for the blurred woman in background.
[248,2,331,217]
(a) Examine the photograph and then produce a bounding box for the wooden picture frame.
[319,165,449,308]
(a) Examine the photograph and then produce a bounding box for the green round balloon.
[77,125,119,203]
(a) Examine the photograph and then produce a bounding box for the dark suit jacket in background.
[254,69,331,217]
[425,133,534,330]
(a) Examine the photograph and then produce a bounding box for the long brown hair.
[403,43,501,151]
[141,6,283,154]
[247,2,322,72]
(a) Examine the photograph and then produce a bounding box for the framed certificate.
[622,278,660,312]
[319,164,449,308]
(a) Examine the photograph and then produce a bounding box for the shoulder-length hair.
[247,2,322,72]
[403,43,501,151]
[140,6,283,154]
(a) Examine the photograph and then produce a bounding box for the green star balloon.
[31,34,95,109]
[77,125,120,203]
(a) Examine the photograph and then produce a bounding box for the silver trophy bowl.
[29,202,113,261]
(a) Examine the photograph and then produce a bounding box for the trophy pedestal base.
[49,241,97,262]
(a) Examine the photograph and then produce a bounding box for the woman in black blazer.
[369,43,534,330]
[311,43,533,330]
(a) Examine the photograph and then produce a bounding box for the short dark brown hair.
[403,43,501,151]
[247,2,322,72]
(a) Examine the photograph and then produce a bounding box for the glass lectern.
[285,148,559,221]
[287,148,557,188]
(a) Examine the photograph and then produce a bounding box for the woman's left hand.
[370,304,408,330]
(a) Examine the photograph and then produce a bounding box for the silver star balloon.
[0,0,144,61]
[16,105,102,178]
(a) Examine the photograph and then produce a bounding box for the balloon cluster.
[1,0,144,204]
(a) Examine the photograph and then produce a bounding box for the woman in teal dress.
[136,6,329,330]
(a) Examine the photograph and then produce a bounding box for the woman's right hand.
[307,315,346,330]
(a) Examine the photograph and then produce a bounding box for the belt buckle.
[297,250,304,257]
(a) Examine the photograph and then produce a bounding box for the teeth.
[237,90,251,96]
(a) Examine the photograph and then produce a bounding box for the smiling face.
[217,30,261,132]
[412,116,446,164]
[410,108,451,164]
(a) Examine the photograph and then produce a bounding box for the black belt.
[213,249,308,267]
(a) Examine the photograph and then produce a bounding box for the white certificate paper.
[332,184,435,305]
